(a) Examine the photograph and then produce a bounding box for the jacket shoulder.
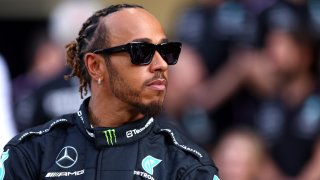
[6,113,76,147]
[153,119,219,178]
[153,119,212,163]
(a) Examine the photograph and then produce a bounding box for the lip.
[147,79,167,91]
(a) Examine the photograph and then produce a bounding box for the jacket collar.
[77,97,154,148]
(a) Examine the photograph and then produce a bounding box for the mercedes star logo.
[55,146,78,168]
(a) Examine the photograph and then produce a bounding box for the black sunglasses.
[92,42,182,65]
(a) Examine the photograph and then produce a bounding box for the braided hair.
[65,4,143,98]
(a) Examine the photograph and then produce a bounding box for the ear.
[84,53,106,82]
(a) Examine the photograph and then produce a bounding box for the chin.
[142,90,165,102]
[144,96,165,105]
[137,101,164,117]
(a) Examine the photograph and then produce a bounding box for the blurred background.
[2,0,320,179]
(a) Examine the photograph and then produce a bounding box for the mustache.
[143,72,167,86]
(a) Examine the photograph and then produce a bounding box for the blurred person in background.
[249,28,320,180]
[212,127,265,180]
[12,33,63,104]
[206,0,318,106]
[176,0,257,74]
[256,0,312,47]
[13,0,101,131]
[237,2,320,177]
[178,1,320,178]
[175,0,258,143]
[193,27,320,179]
[0,55,17,149]
[12,33,63,129]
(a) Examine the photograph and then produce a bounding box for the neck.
[88,93,144,128]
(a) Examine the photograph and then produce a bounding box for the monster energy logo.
[103,129,117,145]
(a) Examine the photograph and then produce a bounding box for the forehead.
[101,8,166,45]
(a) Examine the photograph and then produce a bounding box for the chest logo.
[0,149,9,180]
[56,146,78,168]
[141,155,162,175]
[103,129,117,146]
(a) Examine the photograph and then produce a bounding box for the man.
[1,4,219,180]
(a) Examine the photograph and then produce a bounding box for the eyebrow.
[131,38,169,44]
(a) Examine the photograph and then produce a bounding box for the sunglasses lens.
[130,43,154,65]
[159,42,182,65]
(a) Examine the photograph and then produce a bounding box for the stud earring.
[98,78,102,85]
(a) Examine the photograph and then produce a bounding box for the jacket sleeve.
[1,146,38,180]
[182,165,220,180]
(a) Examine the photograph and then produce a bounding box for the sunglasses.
[92,42,182,65]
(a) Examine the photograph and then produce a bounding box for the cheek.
[110,57,144,86]
[117,66,148,90]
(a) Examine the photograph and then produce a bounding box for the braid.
[65,4,143,98]
[65,41,89,98]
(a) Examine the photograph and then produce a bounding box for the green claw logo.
[103,129,117,146]
[0,149,9,180]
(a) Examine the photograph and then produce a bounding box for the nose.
[149,51,168,72]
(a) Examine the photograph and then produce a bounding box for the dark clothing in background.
[256,0,312,46]
[176,1,257,73]
[14,70,89,132]
[175,0,257,143]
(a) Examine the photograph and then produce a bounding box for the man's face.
[102,8,169,116]
[265,30,302,76]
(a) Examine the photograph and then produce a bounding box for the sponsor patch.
[141,155,162,175]
[56,146,78,168]
[126,118,154,138]
[103,129,117,146]
[133,170,155,180]
[45,169,84,177]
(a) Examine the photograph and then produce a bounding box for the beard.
[106,63,164,117]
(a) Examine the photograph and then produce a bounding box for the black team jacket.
[2,98,219,180]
